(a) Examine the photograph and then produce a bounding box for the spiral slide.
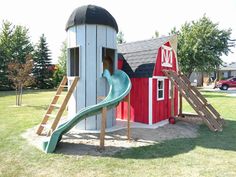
[42,69,131,153]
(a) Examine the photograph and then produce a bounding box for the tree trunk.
[19,84,23,106]
[15,88,18,106]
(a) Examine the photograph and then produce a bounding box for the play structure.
[36,5,224,153]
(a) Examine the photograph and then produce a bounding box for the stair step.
[55,94,66,97]
[60,85,68,88]
[46,114,57,118]
[51,104,61,108]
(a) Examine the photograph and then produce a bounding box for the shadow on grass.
[113,120,236,159]
[55,119,236,159]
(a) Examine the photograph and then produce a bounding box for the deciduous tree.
[8,55,34,106]
[171,16,235,78]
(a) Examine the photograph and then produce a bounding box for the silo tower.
[66,5,118,130]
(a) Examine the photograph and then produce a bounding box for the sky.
[0,0,235,63]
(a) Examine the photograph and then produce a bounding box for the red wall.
[116,78,149,124]
[152,42,178,123]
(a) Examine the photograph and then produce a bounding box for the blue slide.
[42,69,131,153]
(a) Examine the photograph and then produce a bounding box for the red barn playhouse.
[116,35,179,125]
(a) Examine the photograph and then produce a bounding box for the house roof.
[65,5,118,32]
[220,62,236,71]
[118,35,175,78]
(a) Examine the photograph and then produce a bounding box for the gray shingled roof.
[118,36,173,78]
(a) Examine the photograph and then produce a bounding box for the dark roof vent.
[65,5,118,32]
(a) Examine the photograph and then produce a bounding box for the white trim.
[148,78,153,125]
[152,76,167,79]
[162,45,172,50]
[157,78,165,101]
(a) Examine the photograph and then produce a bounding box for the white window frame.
[157,78,165,101]
[161,45,173,67]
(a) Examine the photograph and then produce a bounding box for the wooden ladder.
[36,76,79,135]
[163,70,224,131]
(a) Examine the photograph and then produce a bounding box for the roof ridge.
[118,35,172,46]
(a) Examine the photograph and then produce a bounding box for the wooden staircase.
[36,76,79,136]
[163,70,224,131]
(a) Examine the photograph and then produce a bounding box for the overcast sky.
[0,0,235,63]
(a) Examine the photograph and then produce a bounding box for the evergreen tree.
[33,34,53,89]
[0,21,14,89]
[11,25,34,63]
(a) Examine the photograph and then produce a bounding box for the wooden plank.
[67,26,76,48]
[74,25,86,129]
[179,92,183,116]
[96,25,107,130]
[100,107,107,149]
[106,26,117,129]
[85,25,97,130]
[106,26,116,49]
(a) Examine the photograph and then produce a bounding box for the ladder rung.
[60,85,68,88]
[40,123,50,128]
[51,104,61,108]
[55,94,66,97]
[46,114,57,118]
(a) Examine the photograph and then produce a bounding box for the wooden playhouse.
[116,36,224,131]
[116,36,178,125]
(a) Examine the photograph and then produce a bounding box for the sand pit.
[22,121,199,156]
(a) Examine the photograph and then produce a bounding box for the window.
[161,45,173,67]
[101,47,115,75]
[157,79,164,100]
[69,47,80,76]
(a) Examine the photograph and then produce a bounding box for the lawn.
[0,90,236,177]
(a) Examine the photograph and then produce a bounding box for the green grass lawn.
[0,90,236,177]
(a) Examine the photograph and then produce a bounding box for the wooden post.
[171,80,175,117]
[179,92,183,116]
[127,93,131,141]
[100,107,107,150]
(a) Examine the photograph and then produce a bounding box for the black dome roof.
[65,5,118,32]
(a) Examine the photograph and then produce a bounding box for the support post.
[179,92,183,116]
[127,93,131,141]
[100,107,107,150]
[171,80,175,117]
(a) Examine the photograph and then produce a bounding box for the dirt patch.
[22,121,199,156]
